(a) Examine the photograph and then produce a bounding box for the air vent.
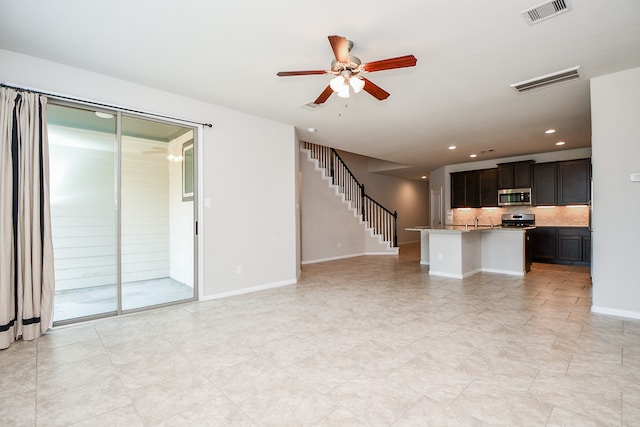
[510,66,582,93]
[522,0,572,25]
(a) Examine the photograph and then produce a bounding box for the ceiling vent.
[522,0,572,25]
[510,66,582,93]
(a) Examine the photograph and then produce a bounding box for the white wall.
[335,150,430,244]
[1,48,299,300]
[591,66,640,319]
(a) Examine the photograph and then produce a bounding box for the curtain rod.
[0,82,213,128]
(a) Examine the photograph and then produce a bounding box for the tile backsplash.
[451,205,589,227]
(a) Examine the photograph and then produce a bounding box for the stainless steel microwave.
[498,188,532,206]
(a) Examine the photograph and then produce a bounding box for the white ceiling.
[1,1,639,179]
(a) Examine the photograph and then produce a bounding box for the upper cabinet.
[532,159,591,206]
[451,168,497,208]
[451,172,467,208]
[479,168,498,207]
[497,161,534,189]
[532,162,558,206]
[451,170,480,208]
[451,158,591,209]
[558,158,591,205]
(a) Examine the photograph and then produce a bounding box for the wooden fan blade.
[362,55,417,73]
[314,85,334,104]
[362,78,390,100]
[328,35,349,63]
[277,70,327,77]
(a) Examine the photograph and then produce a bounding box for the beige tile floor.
[2,243,640,426]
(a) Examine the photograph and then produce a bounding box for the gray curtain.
[0,87,55,350]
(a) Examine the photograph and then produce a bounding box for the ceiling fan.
[277,35,417,105]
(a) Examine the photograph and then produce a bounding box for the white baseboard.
[200,279,297,301]
[429,270,464,279]
[301,250,398,265]
[429,267,523,279]
[482,268,525,277]
[367,249,399,256]
[591,306,640,320]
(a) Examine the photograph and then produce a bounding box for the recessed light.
[95,111,114,119]
[307,127,317,133]
[421,176,427,180]
[545,129,556,134]
[555,141,565,146]
[470,154,477,158]
[448,145,456,150]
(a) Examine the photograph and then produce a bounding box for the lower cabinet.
[532,227,590,265]
[532,227,556,262]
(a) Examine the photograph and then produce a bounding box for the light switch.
[204,198,211,207]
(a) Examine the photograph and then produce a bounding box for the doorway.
[47,103,197,323]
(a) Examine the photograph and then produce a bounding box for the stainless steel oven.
[498,188,532,206]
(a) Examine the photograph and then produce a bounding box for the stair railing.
[302,141,398,247]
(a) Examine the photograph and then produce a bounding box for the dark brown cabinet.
[497,161,533,189]
[451,172,467,208]
[583,235,591,263]
[451,171,480,208]
[558,227,591,263]
[466,171,480,208]
[532,226,590,265]
[452,169,497,208]
[479,168,498,207]
[452,157,590,209]
[558,159,591,205]
[532,227,557,262]
[532,162,557,205]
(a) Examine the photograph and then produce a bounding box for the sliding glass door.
[48,105,118,321]
[120,115,195,311]
[47,103,197,323]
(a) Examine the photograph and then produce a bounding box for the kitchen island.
[406,226,533,279]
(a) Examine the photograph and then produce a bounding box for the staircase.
[301,141,398,253]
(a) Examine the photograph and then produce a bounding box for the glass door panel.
[47,104,118,322]
[120,115,195,311]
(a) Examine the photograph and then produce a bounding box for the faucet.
[474,217,479,228]
[489,216,494,227]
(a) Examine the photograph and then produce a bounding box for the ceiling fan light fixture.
[330,75,347,92]
[349,77,365,93]
[337,85,350,98]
